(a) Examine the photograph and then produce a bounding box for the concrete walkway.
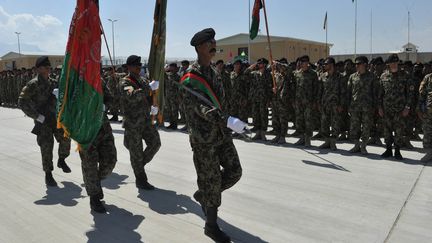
[0,107,431,243]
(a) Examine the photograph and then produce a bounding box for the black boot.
[45,172,57,187]
[90,195,106,213]
[57,158,71,173]
[394,146,403,160]
[166,123,178,130]
[381,144,393,158]
[135,171,155,190]
[109,114,119,122]
[193,190,206,216]
[204,207,231,243]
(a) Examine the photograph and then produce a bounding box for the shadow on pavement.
[86,204,145,243]
[302,160,351,172]
[138,188,269,243]
[102,172,129,190]
[34,181,84,207]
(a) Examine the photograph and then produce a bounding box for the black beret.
[181,60,190,65]
[279,58,288,64]
[344,59,354,64]
[169,62,178,68]
[374,57,384,65]
[403,60,413,66]
[215,59,224,65]
[257,58,268,65]
[386,54,399,64]
[324,57,336,65]
[355,56,368,64]
[126,55,142,66]
[190,28,216,47]
[35,56,51,68]
[299,55,310,62]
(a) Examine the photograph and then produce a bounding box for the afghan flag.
[57,0,103,150]
[250,0,262,40]
[148,0,167,124]
[180,72,221,110]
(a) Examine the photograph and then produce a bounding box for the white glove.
[149,80,159,91]
[227,116,247,134]
[52,88,59,99]
[150,106,159,115]
[36,114,45,123]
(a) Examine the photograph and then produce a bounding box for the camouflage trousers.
[79,121,117,197]
[406,110,422,136]
[252,101,268,131]
[295,103,314,137]
[165,96,179,125]
[370,113,384,139]
[423,111,432,149]
[271,98,292,136]
[383,111,406,147]
[108,96,121,116]
[321,106,342,139]
[124,123,161,177]
[349,109,373,142]
[36,126,71,172]
[191,138,242,208]
[230,99,249,123]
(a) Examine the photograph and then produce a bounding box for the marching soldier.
[418,71,432,161]
[165,63,181,129]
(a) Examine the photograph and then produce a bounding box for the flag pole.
[261,0,277,94]
[325,12,328,57]
[248,0,251,63]
[354,0,357,58]
[100,22,116,73]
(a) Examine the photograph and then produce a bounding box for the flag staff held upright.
[261,0,277,94]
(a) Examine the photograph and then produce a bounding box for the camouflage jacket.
[165,72,180,100]
[419,73,432,112]
[347,71,378,112]
[318,71,346,107]
[119,73,153,128]
[229,70,249,107]
[294,68,318,105]
[19,75,57,128]
[378,69,414,113]
[247,68,273,103]
[181,61,229,145]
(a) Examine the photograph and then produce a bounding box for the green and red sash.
[180,72,221,109]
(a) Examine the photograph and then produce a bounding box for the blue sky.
[0,0,431,60]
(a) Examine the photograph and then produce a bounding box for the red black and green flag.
[180,72,221,109]
[57,0,103,150]
[250,0,262,40]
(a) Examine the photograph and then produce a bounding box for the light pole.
[107,19,118,65]
[15,32,21,57]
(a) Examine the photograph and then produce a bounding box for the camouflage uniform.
[419,74,432,149]
[19,75,71,172]
[378,70,414,147]
[347,71,378,143]
[106,74,122,118]
[294,68,319,138]
[119,73,161,178]
[182,61,242,208]
[229,70,250,122]
[165,71,181,126]
[247,68,273,133]
[339,69,355,138]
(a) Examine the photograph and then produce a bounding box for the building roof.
[1,51,64,60]
[216,33,333,47]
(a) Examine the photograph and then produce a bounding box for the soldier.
[106,68,122,122]
[165,63,180,129]
[418,72,432,161]
[318,57,346,150]
[368,57,385,146]
[408,63,425,141]
[18,56,71,186]
[119,55,161,190]
[229,57,249,122]
[378,54,414,160]
[293,55,319,147]
[182,28,244,243]
[79,83,117,213]
[178,60,190,131]
[346,56,378,155]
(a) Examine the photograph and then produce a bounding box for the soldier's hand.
[378,108,384,118]
[149,80,159,91]
[124,86,134,94]
[227,116,247,134]
[401,108,410,117]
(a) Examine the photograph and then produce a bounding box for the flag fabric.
[180,72,221,109]
[323,12,328,30]
[148,0,167,124]
[249,0,262,40]
[57,0,103,150]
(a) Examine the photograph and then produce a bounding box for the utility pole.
[108,19,118,65]
[15,32,21,57]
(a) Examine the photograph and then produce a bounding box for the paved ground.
[0,106,431,243]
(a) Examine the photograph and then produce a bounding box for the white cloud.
[0,6,66,55]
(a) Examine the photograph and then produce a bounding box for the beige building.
[215,33,331,63]
[0,52,65,71]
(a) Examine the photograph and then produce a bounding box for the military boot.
[294,136,305,146]
[319,139,331,149]
[252,131,262,140]
[330,138,337,150]
[90,195,106,213]
[57,158,71,173]
[270,135,280,143]
[349,141,361,153]
[45,172,57,187]
[394,146,403,160]
[166,122,178,130]
[260,131,267,141]
[360,140,368,155]
[109,114,119,122]
[135,171,155,190]
[421,149,432,162]
[381,143,393,158]
[290,129,302,137]
[193,190,206,216]
[204,207,231,243]
[403,138,414,150]
[277,136,286,144]
[304,135,311,147]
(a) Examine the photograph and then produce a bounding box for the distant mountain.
[0,42,43,57]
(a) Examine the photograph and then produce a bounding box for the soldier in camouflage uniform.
[405,63,424,142]
[347,56,378,155]
[378,54,414,160]
[368,57,385,146]
[339,59,356,141]
[229,58,250,122]
[119,55,161,190]
[18,56,71,187]
[293,55,319,147]
[79,82,117,213]
[165,63,181,129]
[105,68,122,122]
[418,72,432,161]
[246,58,273,141]
[318,57,346,150]
[182,28,244,243]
